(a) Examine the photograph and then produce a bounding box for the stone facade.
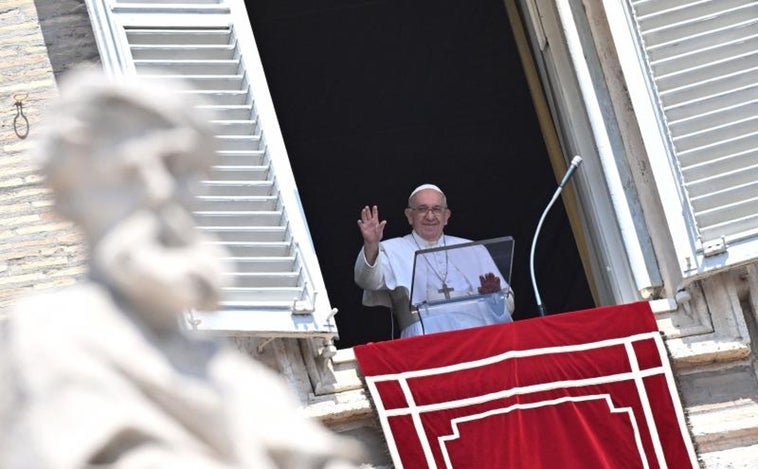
[0,0,96,317]
[669,269,758,467]
[4,1,758,468]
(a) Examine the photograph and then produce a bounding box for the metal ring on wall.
[13,93,29,139]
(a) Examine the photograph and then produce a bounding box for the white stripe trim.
[626,341,665,468]
[654,327,700,467]
[438,394,647,469]
[365,331,661,383]
[383,365,666,417]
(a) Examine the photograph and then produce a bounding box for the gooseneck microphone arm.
[530,155,583,317]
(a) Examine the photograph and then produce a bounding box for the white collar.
[411,231,445,248]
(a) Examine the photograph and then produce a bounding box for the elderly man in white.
[355,183,515,338]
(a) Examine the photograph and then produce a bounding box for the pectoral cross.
[438,282,454,299]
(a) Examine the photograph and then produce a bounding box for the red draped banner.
[354,302,697,468]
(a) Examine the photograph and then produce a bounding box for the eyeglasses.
[409,205,447,215]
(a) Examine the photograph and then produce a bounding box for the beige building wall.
[0,0,100,316]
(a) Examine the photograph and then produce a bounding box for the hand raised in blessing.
[357,205,386,245]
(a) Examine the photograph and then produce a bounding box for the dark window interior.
[245,0,595,347]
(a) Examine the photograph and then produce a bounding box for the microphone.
[559,155,583,188]
[530,155,583,317]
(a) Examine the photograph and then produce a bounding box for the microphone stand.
[530,156,583,316]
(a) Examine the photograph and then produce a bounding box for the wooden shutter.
[626,0,758,275]
[84,0,338,338]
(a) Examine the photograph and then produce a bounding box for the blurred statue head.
[35,69,229,328]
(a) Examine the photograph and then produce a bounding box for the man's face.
[404,189,451,242]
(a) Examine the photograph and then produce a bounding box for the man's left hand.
[478,272,501,294]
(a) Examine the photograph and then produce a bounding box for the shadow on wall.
[33,0,100,78]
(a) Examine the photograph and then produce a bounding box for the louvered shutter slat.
[121,1,225,5]
[201,180,273,196]
[206,229,287,244]
[683,152,758,185]
[675,120,758,155]
[214,152,265,166]
[209,166,269,180]
[203,105,255,120]
[214,242,292,258]
[135,60,241,75]
[196,195,277,211]
[126,29,232,45]
[650,34,758,78]
[194,212,283,227]
[232,257,297,272]
[132,45,237,60]
[214,121,258,135]
[215,136,262,152]
[670,98,758,135]
[182,90,249,105]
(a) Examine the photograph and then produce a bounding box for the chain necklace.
[411,233,454,299]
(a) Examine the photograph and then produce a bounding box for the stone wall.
[0,0,99,316]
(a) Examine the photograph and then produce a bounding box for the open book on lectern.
[408,236,515,334]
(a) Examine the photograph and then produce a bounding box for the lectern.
[409,236,515,335]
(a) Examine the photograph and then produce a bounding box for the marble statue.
[0,69,364,468]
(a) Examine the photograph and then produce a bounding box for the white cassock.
[354,232,515,338]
